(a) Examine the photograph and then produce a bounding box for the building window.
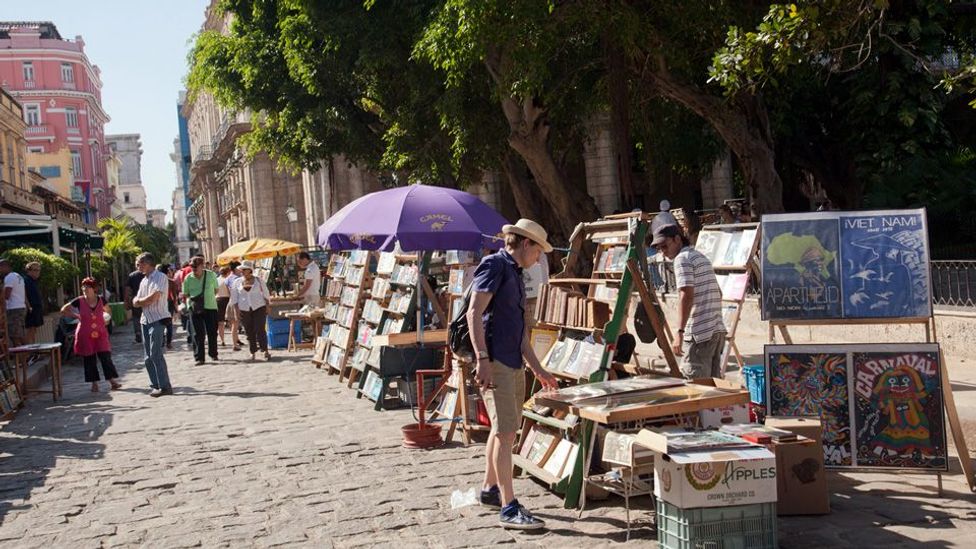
[27,146,44,154]
[61,63,74,82]
[39,166,61,178]
[71,150,82,178]
[24,104,41,126]
[124,192,130,204]
[22,62,34,82]
[65,107,78,127]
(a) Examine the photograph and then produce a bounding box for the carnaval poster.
[761,217,843,319]
[761,209,932,320]
[840,212,931,318]
[767,350,853,466]
[766,344,947,471]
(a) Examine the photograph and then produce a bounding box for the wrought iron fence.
[650,258,975,309]
[931,260,976,308]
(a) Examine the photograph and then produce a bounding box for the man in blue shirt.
[467,218,558,530]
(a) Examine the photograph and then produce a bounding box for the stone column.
[582,112,621,215]
[699,149,733,209]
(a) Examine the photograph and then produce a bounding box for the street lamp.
[285,205,298,223]
[217,226,226,238]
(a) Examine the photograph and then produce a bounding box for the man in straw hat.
[467,218,559,530]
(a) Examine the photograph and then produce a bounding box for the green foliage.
[132,224,175,266]
[89,256,111,282]
[3,248,80,312]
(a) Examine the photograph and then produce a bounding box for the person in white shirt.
[231,260,271,361]
[131,253,174,397]
[0,259,28,347]
[296,252,321,306]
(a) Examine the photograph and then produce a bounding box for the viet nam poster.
[761,215,843,319]
[840,211,932,319]
[767,343,947,471]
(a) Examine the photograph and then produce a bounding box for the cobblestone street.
[1,327,975,548]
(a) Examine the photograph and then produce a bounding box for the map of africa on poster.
[840,212,932,318]
[767,343,948,471]
[761,209,931,320]
[852,347,947,470]
[761,217,843,319]
[767,350,853,466]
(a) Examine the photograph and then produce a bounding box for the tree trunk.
[500,151,568,244]
[606,37,637,208]
[643,55,785,214]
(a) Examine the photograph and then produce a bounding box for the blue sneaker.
[480,485,501,507]
[499,500,545,530]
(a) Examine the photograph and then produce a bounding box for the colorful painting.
[761,217,843,319]
[852,349,946,469]
[767,344,947,471]
[840,212,931,318]
[767,351,853,466]
[761,210,931,320]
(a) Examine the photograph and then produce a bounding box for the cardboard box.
[653,446,777,509]
[699,403,750,428]
[770,437,830,515]
[764,416,823,441]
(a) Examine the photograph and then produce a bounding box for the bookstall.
[760,209,974,492]
[516,213,681,508]
[319,250,372,377]
[0,295,24,420]
[692,222,760,371]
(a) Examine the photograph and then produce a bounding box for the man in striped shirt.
[132,252,174,397]
[651,224,726,379]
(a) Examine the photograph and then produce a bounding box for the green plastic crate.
[656,500,777,549]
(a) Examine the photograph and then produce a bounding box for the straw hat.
[502,218,553,253]
[240,260,255,272]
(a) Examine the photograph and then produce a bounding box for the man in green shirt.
[182,256,220,365]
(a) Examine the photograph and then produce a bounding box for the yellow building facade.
[26,148,74,198]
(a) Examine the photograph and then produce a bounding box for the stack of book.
[596,245,628,273]
[718,423,798,444]
[376,252,397,275]
[445,250,476,265]
[535,285,611,329]
[390,264,419,286]
[519,425,580,480]
[542,338,606,379]
[635,427,758,454]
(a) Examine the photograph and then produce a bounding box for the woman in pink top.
[61,277,121,392]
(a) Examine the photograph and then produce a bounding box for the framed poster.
[766,343,947,471]
[761,209,931,320]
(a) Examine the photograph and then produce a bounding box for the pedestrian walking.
[226,262,243,351]
[131,253,173,397]
[466,219,558,530]
[24,262,44,344]
[216,266,233,346]
[61,277,121,392]
[650,224,726,379]
[125,266,145,344]
[158,264,177,349]
[182,256,219,365]
[0,258,28,348]
[231,261,271,361]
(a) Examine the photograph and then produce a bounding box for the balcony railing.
[61,81,76,90]
[0,181,46,214]
[25,125,49,135]
[67,127,80,135]
[23,80,35,89]
[193,145,213,164]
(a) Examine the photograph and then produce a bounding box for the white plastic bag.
[450,487,478,509]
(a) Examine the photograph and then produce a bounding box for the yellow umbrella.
[216,238,303,265]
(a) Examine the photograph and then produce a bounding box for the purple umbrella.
[316,184,508,251]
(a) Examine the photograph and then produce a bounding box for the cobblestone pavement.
[1,325,975,548]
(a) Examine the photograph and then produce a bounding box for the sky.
[5,0,212,222]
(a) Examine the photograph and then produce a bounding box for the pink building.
[0,21,111,222]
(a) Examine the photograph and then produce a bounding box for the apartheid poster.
[761,209,931,320]
[761,216,843,319]
[767,343,948,471]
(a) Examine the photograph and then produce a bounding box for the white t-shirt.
[522,253,549,300]
[4,272,26,310]
[302,262,321,305]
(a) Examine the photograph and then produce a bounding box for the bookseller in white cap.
[467,218,558,530]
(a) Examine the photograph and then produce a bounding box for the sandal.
[233,344,242,351]
[110,380,122,390]
[264,351,272,361]
[91,383,99,393]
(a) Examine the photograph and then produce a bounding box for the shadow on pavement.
[172,387,298,399]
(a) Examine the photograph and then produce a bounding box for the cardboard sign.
[766,344,947,471]
[761,209,931,320]
[770,437,830,515]
[654,447,777,509]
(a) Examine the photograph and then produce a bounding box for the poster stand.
[693,222,761,373]
[762,209,972,492]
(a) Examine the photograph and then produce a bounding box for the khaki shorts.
[6,308,26,339]
[679,331,727,380]
[480,360,525,435]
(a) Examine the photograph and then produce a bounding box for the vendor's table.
[283,311,325,352]
[10,343,63,401]
[266,298,305,319]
